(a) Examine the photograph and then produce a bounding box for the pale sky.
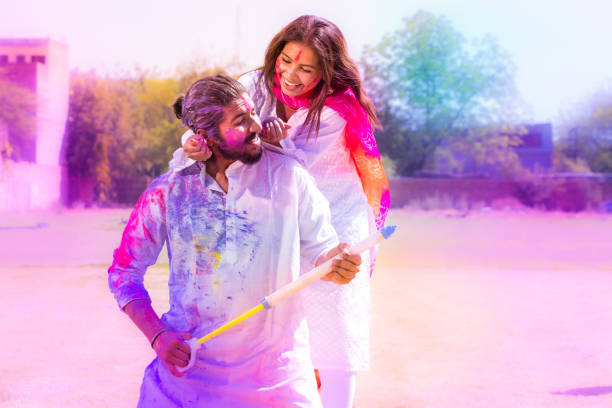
[1,0,611,124]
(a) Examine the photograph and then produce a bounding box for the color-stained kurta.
[109,148,338,407]
[240,71,376,371]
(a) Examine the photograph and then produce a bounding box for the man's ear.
[196,129,214,147]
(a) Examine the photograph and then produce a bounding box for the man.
[108,74,361,407]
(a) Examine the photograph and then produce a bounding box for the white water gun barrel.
[264,225,396,308]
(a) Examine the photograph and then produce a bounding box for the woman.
[174,15,390,408]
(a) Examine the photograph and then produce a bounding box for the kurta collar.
[201,159,246,194]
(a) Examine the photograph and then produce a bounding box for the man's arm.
[108,182,167,309]
[107,178,190,376]
[123,299,191,377]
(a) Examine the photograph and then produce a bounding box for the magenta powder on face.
[224,127,246,148]
[302,75,321,93]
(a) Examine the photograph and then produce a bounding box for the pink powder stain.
[302,75,322,93]
[224,127,246,148]
[241,94,254,113]
[114,188,167,268]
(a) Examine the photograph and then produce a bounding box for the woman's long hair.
[261,15,381,136]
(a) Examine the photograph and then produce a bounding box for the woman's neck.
[276,99,297,122]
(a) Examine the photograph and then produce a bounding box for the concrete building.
[0,38,69,211]
[513,123,553,171]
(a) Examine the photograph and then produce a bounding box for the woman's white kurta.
[241,71,376,371]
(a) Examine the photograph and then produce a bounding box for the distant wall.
[389,175,612,211]
[0,161,63,211]
[389,178,515,207]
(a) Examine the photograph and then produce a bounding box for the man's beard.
[237,145,263,164]
[217,134,263,164]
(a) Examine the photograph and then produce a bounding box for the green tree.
[131,65,227,181]
[431,125,525,177]
[65,72,126,204]
[362,10,522,176]
[65,65,227,205]
[556,87,612,173]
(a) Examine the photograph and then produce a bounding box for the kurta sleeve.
[168,130,196,172]
[294,165,339,267]
[238,70,270,115]
[238,70,258,93]
[108,178,168,309]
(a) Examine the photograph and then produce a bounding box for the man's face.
[216,92,263,164]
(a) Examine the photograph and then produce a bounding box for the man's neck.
[205,154,236,193]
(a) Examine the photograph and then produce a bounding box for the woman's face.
[276,41,322,97]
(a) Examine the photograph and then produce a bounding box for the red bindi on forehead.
[295,49,303,62]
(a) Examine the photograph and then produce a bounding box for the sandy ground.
[1,208,612,407]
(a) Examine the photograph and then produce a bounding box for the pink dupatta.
[273,74,390,229]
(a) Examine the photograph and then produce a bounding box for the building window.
[16,55,25,63]
[32,55,46,64]
[520,133,542,148]
[0,55,7,64]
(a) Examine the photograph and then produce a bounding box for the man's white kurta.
[109,149,338,407]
